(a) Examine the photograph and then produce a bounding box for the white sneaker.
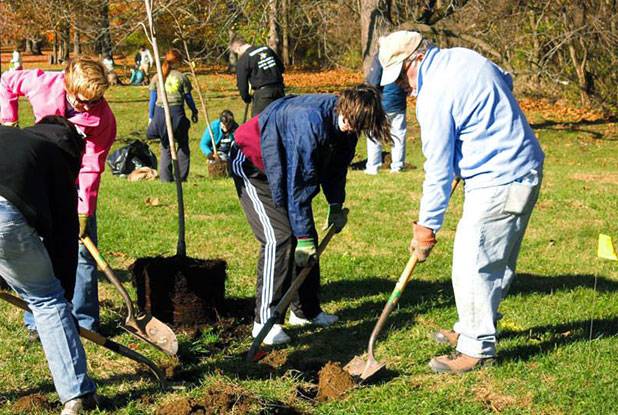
[288,311,339,327]
[252,322,291,345]
[363,169,378,176]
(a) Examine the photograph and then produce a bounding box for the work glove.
[325,203,347,233]
[78,214,90,238]
[409,221,436,262]
[191,111,199,124]
[295,237,317,268]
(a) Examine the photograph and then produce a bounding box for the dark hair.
[230,35,247,48]
[35,115,85,175]
[162,48,182,82]
[219,110,237,130]
[335,84,390,144]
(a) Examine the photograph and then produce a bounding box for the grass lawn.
[0,68,617,414]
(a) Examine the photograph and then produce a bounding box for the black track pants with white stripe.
[230,149,322,324]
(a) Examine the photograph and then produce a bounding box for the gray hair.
[410,38,433,60]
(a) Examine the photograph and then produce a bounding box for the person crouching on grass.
[0,56,117,337]
[147,48,199,182]
[200,109,238,161]
[230,85,390,345]
[0,116,98,415]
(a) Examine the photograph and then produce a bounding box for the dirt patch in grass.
[258,349,289,369]
[12,393,54,413]
[208,159,229,178]
[155,381,301,415]
[473,373,533,413]
[316,362,356,402]
[571,173,618,185]
[131,256,226,326]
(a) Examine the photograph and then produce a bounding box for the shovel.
[0,291,167,389]
[81,236,178,356]
[344,178,461,381]
[246,210,348,362]
[344,255,418,381]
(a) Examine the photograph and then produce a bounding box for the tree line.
[1,0,616,112]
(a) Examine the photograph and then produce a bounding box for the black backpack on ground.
[107,140,157,176]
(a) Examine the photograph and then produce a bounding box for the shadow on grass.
[530,116,618,141]
[499,316,618,363]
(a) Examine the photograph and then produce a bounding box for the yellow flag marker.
[598,234,618,261]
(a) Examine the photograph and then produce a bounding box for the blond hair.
[64,56,109,100]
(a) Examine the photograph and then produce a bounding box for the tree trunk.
[73,24,81,56]
[96,0,113,56]
[25,39,33,54]
[61,22,70,61]
[281,0,290,65]
[268,0,280,55]
[228,30,237,73]
[360,0,392,74]
[32,38,43,55]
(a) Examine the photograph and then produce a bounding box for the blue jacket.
[366,54,406,113]
[200,119,236,157]
[259,94,358,238]
[415,46,544,231]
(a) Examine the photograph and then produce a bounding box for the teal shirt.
[200,119,235,157]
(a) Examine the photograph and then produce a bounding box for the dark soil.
[316,362,355,402]
[208,159,229,178]
[12,393,54,413]
[155,381,302,415]
[130,256,226,326]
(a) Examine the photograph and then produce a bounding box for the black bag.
[107,140,158,176]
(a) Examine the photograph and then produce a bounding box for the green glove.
[78,214,90,238]
[326,203,347,233]
[295,238,317,267]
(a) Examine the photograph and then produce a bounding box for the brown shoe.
[429,352,494,374]
[432,329,459,347]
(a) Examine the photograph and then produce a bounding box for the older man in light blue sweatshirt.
[379,31,544,374]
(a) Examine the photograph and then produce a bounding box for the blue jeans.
[25,216,100,331]
[366,111,407,173]
[0,197,96,403]
[452,168,542,358]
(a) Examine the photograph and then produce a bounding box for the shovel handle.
[366,255,418,358]
[0,291,167,389]
[81,236,137,323]
[246,211,347,362]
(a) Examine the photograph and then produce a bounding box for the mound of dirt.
[12,394,54,413]
[316,362,355,402]
[208,159,229,178]
[131,256,226,326]
[258,349,289,369]
[155,382,301,415]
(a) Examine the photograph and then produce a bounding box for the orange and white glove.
[409,222,436,262]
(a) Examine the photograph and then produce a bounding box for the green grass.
[1,72,617,414]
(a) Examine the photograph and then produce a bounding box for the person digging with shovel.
[0,116,98,415]
[0,56,117,337]
[231,85,390,345]
[378,31,544,374]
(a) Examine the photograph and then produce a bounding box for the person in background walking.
[230,36,285,117]
[147,48,199,182]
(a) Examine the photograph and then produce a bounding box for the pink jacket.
[0,69,116,216]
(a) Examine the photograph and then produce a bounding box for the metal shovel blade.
[344,355,386,381]
[124,313,179,356]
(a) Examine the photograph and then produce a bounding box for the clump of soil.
[316,362,356,402]
[12,394,54,413]
[258,349,289,369]
[155,381,301,415]
[208,159,229,178]
[130,256,226,326]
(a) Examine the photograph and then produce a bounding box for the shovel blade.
[343,355,386,381]
[125,313,178,356]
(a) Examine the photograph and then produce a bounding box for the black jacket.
[0,124,83,298]
[236,45,285,103]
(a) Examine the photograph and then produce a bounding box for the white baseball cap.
[378,31,423,86]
